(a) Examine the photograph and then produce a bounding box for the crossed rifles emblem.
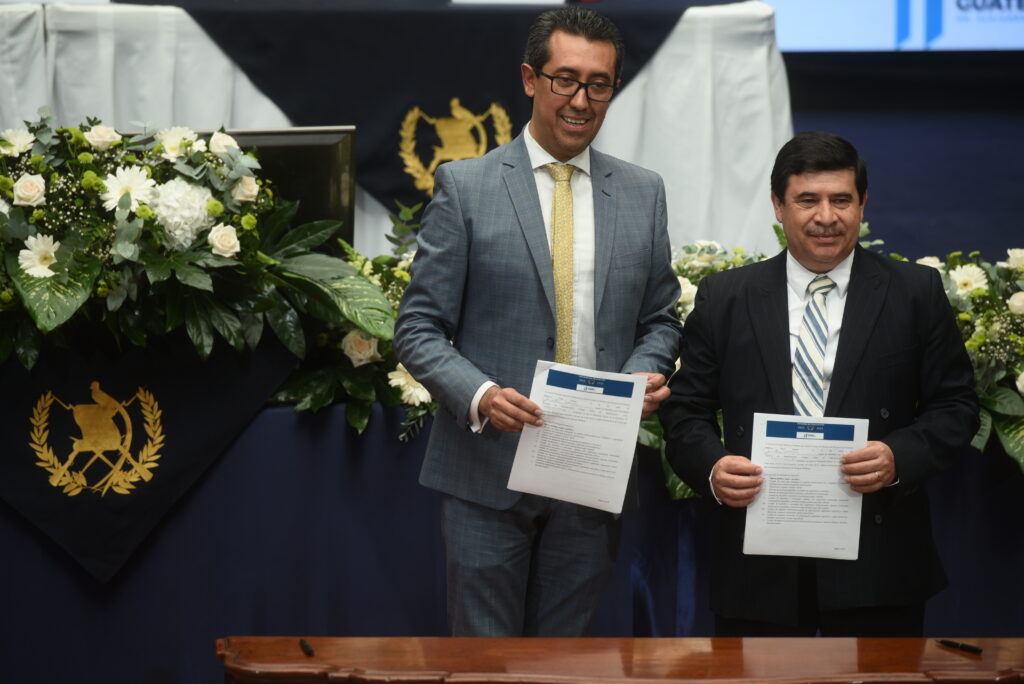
[29,382,165,497]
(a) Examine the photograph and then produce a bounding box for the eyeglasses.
[533,68,616,103]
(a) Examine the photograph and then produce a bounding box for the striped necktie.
[544,163,576,364]
[792,275,836,416]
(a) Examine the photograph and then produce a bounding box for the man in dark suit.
[661,131,977,636]
[394,7,681,637]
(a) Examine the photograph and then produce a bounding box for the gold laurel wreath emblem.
[29,389,165,497]
[400,101,512,197]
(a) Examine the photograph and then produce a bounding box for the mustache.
[807,226,843,237]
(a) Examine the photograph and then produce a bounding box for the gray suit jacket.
[394,134,682,509]
[661,247,978,624]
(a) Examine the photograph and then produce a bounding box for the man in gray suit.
[661,131,977,636]
[394,7,681,637]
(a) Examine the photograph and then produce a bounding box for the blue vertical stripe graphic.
[895,0,911,48]
[925,0,944,48]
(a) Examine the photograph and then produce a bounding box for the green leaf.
[971,408,992,452]
[3,208,32,241]
[992,413,1024,474]
[329,275,396,340]
[5,251,100,333]
[266,292,305,359]
[278,253,356,281]
[277,367,344,412]
[174,263,213,292]
[980,386,1024,417]
[660,450,695,500]
[184,296,215,359]
[637,415,663,449]
[346,400,372,434]
[204,297,245,350]
[772,222,787,250]
[266,220,342,258]
[142,252,173,283]
[259,201,299,252]
[342,375,376,403]
[238,311,264,350]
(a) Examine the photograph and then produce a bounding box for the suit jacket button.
[874,514,883,524]
[880,408,890,419]
[736,426,745,437]
[546,337,554,349]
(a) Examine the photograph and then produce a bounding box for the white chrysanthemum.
[101,166,156,212]
[18,234,60,278]
[948,263,988,296]
[997,248,1024,270]
[387,363,431,406]
[915,256,945,273]
[155,126,204,161]
[150,178,214,250]
[0,196,9,215]
[1,128,35,156]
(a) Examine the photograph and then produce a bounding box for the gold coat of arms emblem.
[400,97,513,196]
[29,382,165,497]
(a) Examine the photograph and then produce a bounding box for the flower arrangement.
[0,108,402,423]
[269,202,435,439]
[916,248,1024,470]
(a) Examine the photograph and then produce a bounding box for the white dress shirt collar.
[523,123,591,177]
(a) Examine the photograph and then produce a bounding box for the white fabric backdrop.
[0,1,791,257]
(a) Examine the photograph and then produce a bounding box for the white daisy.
[0,128,35,156]
[948,263,988,296]
[101,166,156,212]
[18,234,60,278]
[387,363,431,406]
[915,256,945,273]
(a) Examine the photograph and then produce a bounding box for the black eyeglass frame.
[532,68,617,103]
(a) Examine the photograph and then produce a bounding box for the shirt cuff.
[468,381,498,433]
[708,460,723,505]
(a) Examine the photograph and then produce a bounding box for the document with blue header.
[507,361,646,513]
[743,412,868,560]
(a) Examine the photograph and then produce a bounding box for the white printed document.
[507,361,646,514]
[743,412,868,560]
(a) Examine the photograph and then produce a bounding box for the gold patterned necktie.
[544,163,577,364]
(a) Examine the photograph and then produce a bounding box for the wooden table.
[216,636,1024,683]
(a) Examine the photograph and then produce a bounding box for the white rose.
[915,256,945,273]
[677,276,697,306]
[84,125,122,151]
[1008,291,1024,315]
[208,131,239,154]
[1017,371,1024,397]
[341,330,383,368]
[231,176,259,203]
[1,128,35,156]
[207,223,241,258]
[1001,249,1024,270]
[13,173,46,207]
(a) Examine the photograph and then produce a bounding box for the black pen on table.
[936,639,982,655]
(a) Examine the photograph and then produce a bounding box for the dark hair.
[770,131,868,203]
[523,7,625,82]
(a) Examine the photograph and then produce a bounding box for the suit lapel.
[591,150,616,318]
[502,136,555,314]
[826,247,888,414]
[749,251,793,413]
